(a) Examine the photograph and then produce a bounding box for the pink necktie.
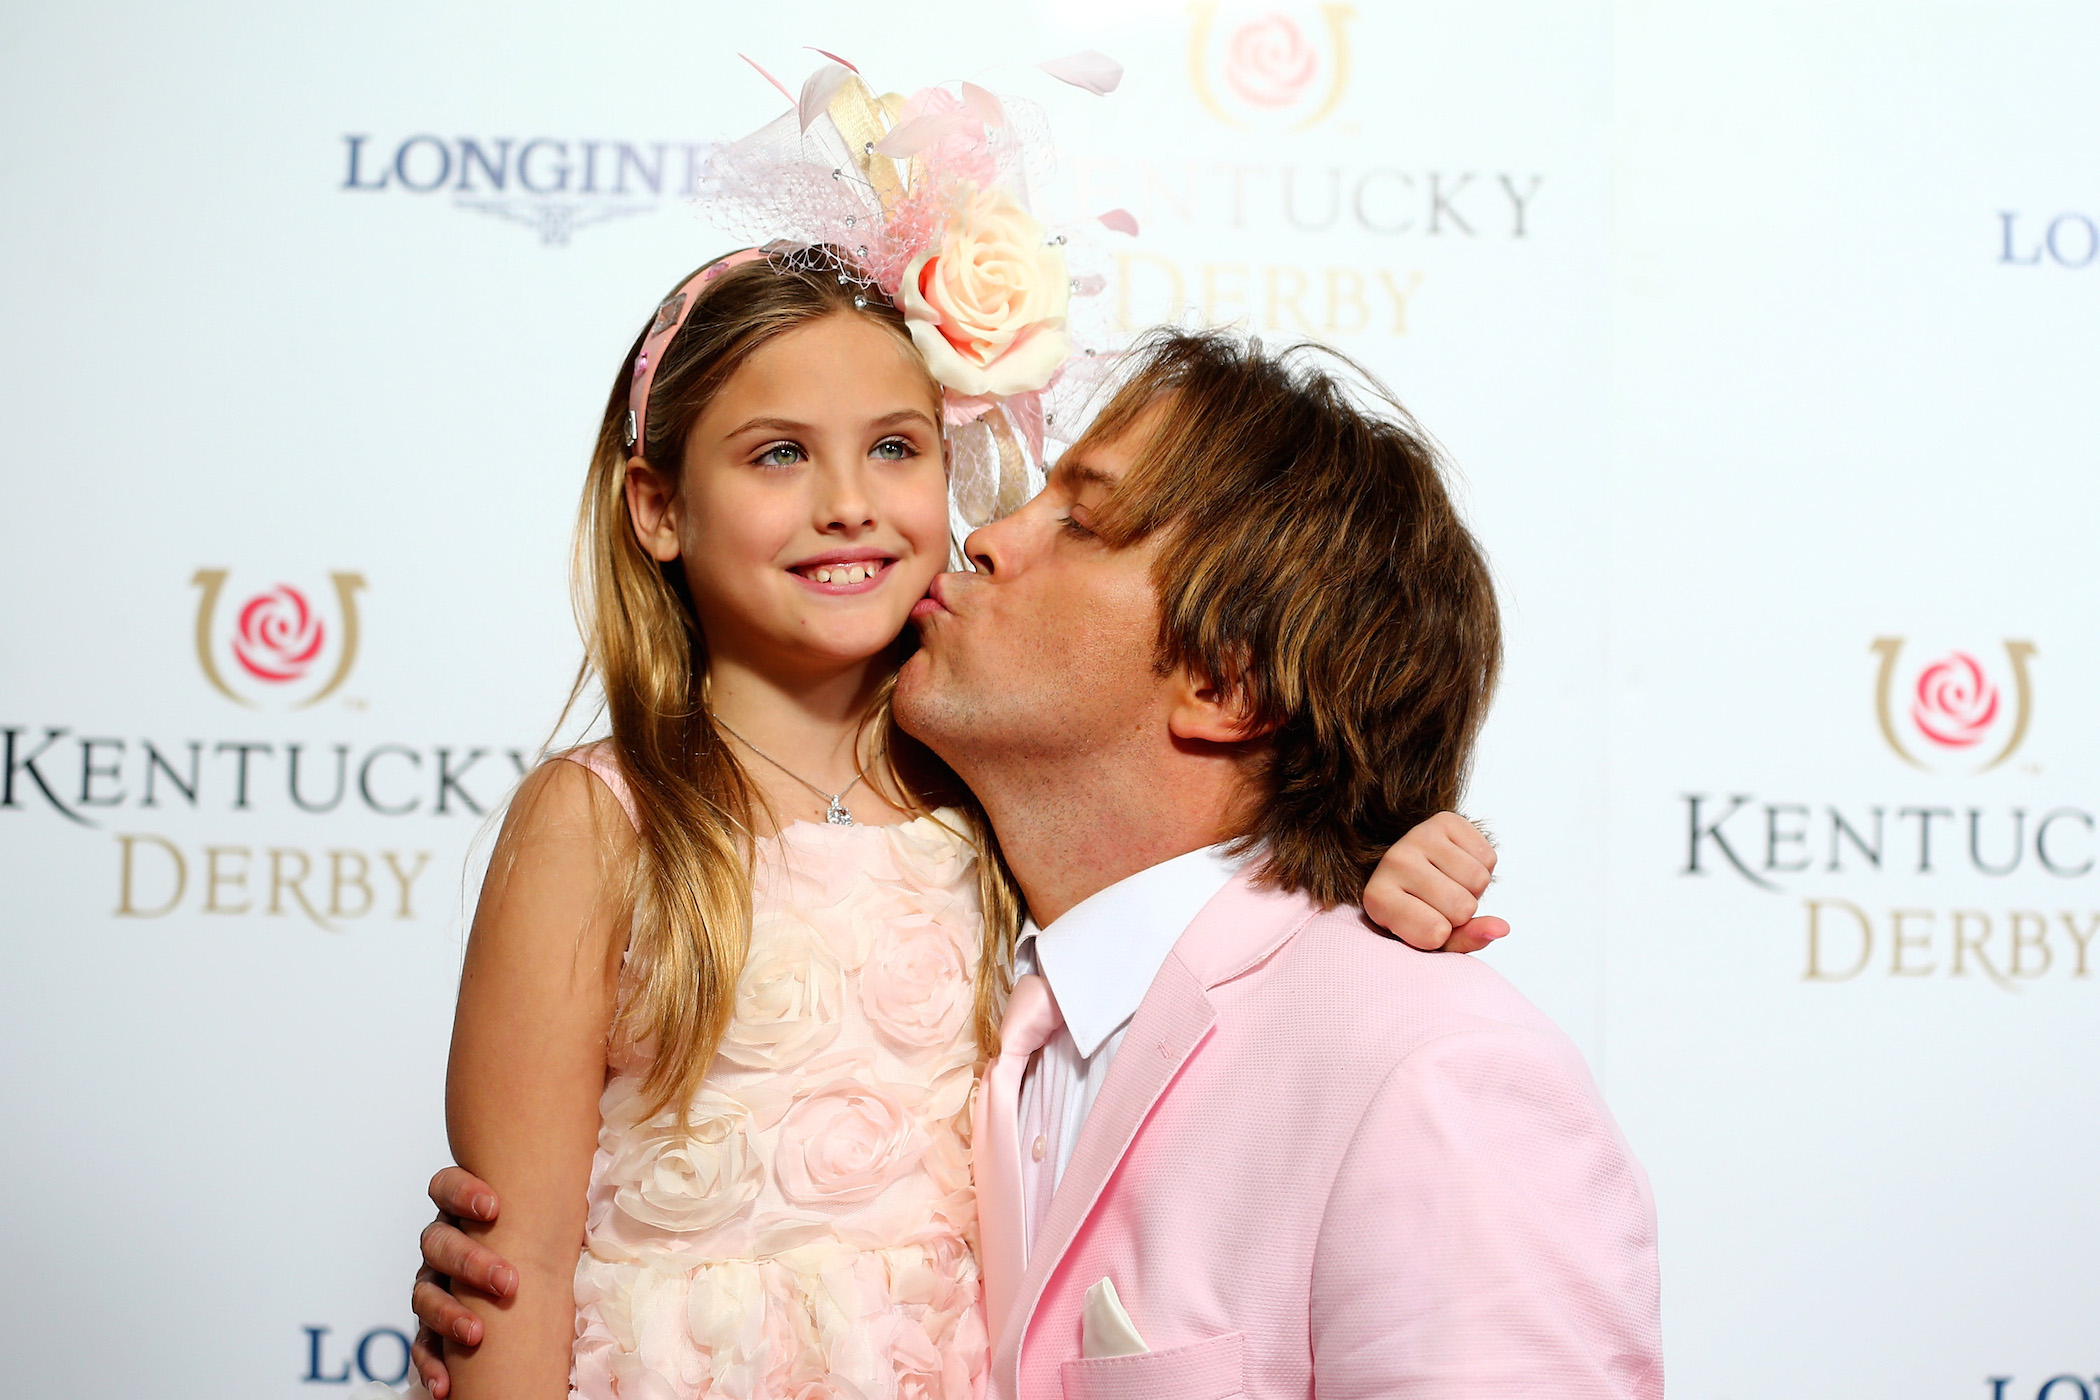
[974,972,1063,1353]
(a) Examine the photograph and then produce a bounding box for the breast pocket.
[1058,1331,1245,1400]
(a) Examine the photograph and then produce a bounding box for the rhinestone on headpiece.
[650,294,686,335]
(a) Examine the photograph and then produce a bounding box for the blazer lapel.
[990,872,1320,1392]
[990,950,1215,1390]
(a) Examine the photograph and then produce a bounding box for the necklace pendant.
[825,797,855,827]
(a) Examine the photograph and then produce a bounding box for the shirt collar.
[1017,843,1246,1059]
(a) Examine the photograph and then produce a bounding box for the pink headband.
[623,247,772,455]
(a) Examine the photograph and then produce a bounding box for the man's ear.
[624,456,682,563]
[1166,664,1275,745]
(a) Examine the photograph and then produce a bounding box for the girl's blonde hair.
[563,249,1019,1126]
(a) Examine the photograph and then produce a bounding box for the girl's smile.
[787,550,898,594]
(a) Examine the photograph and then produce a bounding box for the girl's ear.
[624,457,683,562]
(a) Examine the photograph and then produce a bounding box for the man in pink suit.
[412,329,1663,1396]
[891,330,1662,1399]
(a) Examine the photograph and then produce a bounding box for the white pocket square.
[1081,1277,1149,1359]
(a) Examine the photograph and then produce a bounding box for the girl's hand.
[1363,812,1506,953]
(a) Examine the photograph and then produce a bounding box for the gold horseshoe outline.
[1976,639,2036,773]
[297,572,366,709]
[1187,3,1240,128]
[1289,5,1355,133]
[191,568,253,708]
[1870,636,1924,770]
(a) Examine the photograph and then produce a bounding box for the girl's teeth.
[808,563,880,585]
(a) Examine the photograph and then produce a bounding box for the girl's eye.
[872,436,917,462]
[1060,514,1096,540]
[755,443,806,468]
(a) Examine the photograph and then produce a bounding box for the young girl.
[410,67,1505,1400]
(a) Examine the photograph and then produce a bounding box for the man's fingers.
[410,1327,450,1399]
[412,1275,484,1344]
[428,1166,498,1222]
[420,1220,518,1298]
[413,1276,485,1346]
[1444,916,1510,954]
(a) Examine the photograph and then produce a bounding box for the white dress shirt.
[1011,843,1245,1258]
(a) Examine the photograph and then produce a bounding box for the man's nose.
[961,517,1007,575]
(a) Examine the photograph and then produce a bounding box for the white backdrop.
[1,2,2094,1397]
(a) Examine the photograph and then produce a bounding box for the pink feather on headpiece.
[798,64,854,132]
[805,46,860,73]
[1036,50,1124,95]
[738,53,795,104]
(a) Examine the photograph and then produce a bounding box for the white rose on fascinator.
[898,183,1073,398]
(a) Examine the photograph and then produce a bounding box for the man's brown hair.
[1086,328,1502,908]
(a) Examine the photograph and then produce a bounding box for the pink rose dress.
[563,745,989,1400]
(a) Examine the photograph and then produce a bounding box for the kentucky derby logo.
[192,569,365,709]
[1188,4,1353,131]
[1870,636,2035,772]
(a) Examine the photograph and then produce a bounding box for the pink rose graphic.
[1911,651,2000,748]
[231,584,324,683]
[1224,13,1318,109]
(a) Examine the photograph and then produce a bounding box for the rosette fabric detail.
[569,745,988,1400]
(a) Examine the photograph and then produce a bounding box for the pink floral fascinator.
[694,49,1139,549]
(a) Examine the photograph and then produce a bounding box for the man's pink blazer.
[990,872,1664,1400]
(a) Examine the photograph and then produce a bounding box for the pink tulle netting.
[694,85,1057,298]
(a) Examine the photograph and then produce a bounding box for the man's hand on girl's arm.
[410,1167,513,1399]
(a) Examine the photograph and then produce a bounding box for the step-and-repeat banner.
[2,3,2092,1397]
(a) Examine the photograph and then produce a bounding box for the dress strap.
[559,740,640,832]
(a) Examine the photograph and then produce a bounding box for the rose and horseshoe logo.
[191,569,365,708]
[1189,4,1354,131]
[1870,636,2035,773]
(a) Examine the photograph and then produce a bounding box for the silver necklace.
[714,717,868,826]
